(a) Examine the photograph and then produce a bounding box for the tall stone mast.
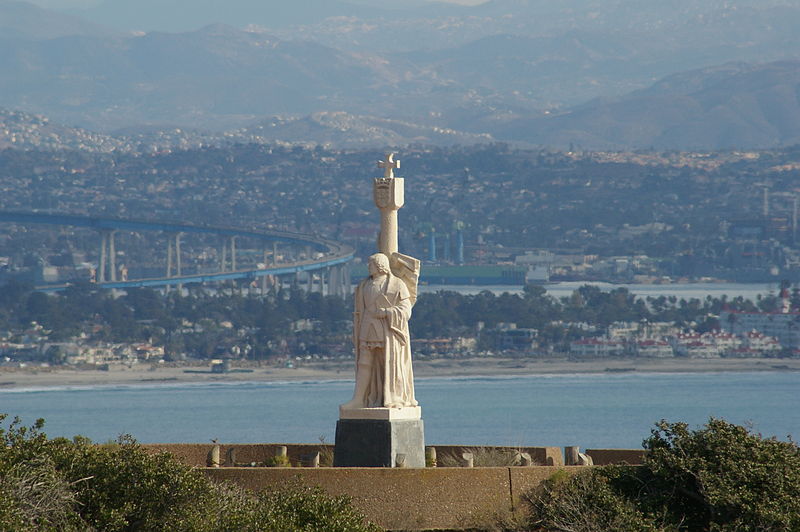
[374,153,403,256]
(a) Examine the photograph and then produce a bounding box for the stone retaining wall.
[141,443,565,467]
[204,465,584,531]
[142,443,334,467]
[142,443,642,530]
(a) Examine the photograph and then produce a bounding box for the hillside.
[0,23,447,132]
[237,112,493,148]
[495,61,800,150]
[0,109,123,151]
[0,107,493,152]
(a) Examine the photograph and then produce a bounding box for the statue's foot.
[386,402,403,409]
[340,399,364,410]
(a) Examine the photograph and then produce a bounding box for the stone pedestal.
[334,407,425,468]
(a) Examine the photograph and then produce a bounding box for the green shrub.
[0,457,80,530]
[642,418,800,531]
[0,415,50,466]
[524,468,663,532]
[523,418,800,532]
[263,454,292,467]
[53,435,215,531]
[201,480,382,532]
[0,485,29,531]
[0,414,382,532]
[0,415,83,530]
[245,483,382,532]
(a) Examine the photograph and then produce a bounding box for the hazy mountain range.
[499,61,800,150]
[0,0,113,38]
[72,0,401,34]
[2,0,800,150]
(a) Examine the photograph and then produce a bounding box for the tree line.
[2,280,788,361]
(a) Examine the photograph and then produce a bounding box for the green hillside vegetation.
[0,414,379,531]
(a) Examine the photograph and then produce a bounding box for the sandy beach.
[1,356,799,390]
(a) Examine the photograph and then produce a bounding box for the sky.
[29,0,486,9]
[25,0,98,7]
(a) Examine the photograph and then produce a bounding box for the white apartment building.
[569,337,625,357]
[720,309,800,349]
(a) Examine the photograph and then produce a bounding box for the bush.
[0,415,83,530]
[642,418,800,531]
[524,468,662,532]
[248,483,382,531]
[0,414,381,532]
[0,457,79,530]
[523,418,800,532]
[205,481,382,532]
[53,435,215,531]
[263,454,292,467]
[0,487,27,532]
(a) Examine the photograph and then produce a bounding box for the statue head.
[368,253,391,277]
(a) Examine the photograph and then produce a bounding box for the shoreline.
[2,356,799,391]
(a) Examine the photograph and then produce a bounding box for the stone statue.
[342,252,418,409]
[335,153,425,468]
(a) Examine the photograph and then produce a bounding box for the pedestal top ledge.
[339,405,421,421]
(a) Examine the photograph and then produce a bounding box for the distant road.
[0,211,354,290]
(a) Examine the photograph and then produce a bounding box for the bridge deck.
[0,211,354,291]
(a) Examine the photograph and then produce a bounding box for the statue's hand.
[376,309,389,319]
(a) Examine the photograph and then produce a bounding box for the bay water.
[1,371,797,449]
[419,282,775,300]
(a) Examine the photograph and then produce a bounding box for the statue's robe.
[353,274,417,408]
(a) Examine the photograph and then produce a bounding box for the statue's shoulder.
[355,278,369,294]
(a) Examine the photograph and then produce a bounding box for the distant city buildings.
[568,293,797,361]
[720,310,800,350]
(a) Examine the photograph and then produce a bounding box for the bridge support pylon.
[165,232,183,292]
[97,229,117,283]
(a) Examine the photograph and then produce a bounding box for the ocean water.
[2,372,798,450]
[419,282,775,301]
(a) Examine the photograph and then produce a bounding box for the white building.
[741,331,781,354]
[570,337,625,357]
[720,309,800,349]
[634,339,674,358]
[608,322,638,339]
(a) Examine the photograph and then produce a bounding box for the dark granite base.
[334,418,425,467]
